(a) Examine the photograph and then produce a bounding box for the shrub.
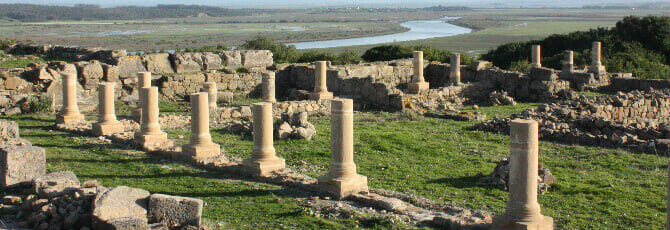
[21,95,52,114]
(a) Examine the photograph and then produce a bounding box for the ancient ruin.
[133,71,152,122]
[262,72,277,103]
[135,87,172,151]
[310,61,334,101]
[589,41,607,75]
[201,82,218,109]
[242,102,286,176]
[92,82,123,136]
[450,52,461,85]
[183,92,221,159]
[531,45,542,68]
[408,51,429,94]
[55,73,85,125]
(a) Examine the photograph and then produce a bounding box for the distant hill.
[0,4,267,22]
[481,15,670,79]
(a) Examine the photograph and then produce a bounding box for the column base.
[588,65,607,75]
[131,108,142,123]
[318,173,368,199]
[263,99,277,104]
[56,113,85,125]
[310,92,333,101]
[134,132,173,151]
[492,214,554,230]
[408,82,429,94]
[242,157,286,176]
[182,142,221,159]
[92,122,125,136]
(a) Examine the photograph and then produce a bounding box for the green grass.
[0,58,45,68]
[4,102,667,229]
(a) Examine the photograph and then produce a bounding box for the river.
[289,17,472,49]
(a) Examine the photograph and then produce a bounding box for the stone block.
[148,194,203,227]
[318,174,368,199]
[95,216,149,230]
[32,171,80,197]
[102,63,120,82]
[92,122,125,136]
[142,53,174,74]
[408,82,429,94]
[182,143,220,159]
[76,61,104,89]
[0,145,46,188]
[92,186,151,223]
[116,56,148,79]
[0,119,20,140]
[201,52,223,70]
[467,60,491,71]
[170,53,203,73]
[528,67,557,81]
[217,50,242,67]
[240,50,273,67]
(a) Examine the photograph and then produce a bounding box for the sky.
[0,0,664,8]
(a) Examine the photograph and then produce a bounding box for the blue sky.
[0,0,663,8]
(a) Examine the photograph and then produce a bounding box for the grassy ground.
[4,101,666,229]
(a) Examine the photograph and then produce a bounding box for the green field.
[4,101,666,229]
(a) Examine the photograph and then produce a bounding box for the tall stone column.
[92,82,123,136]
[318,99,368,199]
[56,73,85,125]
[132,72,152,123]
[493,119,554,230]
[408,51,429,94]
[243,102,285,176]
[562,50,574,73]
[589,41,607,74]
[310,61,333,101]
[262,72,277,103]
[201,82,217,109]
[183,92,220,159]
[531,45,542,68]
[134,87,172,151]
[449,53,461,86]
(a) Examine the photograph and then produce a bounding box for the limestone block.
[142,53,174,74]
[101,63,120,83]
[0,119,20,140]
[0,145,46,188]
[467,60,491,71]
[4,77,27,90]
[32,171,80,197]
[116,56,147,79]
[95,216,149,230]
[240,50,273,67]
[170,53,202,73]
[92,186,151,223]
[217,50,242,67]
[201,52,223,70]
[148,194,203,227]
[528,67,558,81]
[76,61,104,89]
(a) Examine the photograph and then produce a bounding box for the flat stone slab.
[1,145,46,188]
[95,216,150,230]
[148,194,203,227]
[32,170,80,197]
[92,186,151,223]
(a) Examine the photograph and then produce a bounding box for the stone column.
[562,50,574,73]
[243,102,285,176]
[668,159,669,230]
[310,61,333,101]
[262,72,277,103]
[92,82,123,136]
[449,53,461,86]
[318,99,368,199]
[589,41,607,74]
[132,72,152,123]
[56,73,85,125]
[201,82,217,109]
[408,51,429,94]
[493,119,554,230]
[531,45,542,68]
[183,92,220,159]
[134,87,172,151]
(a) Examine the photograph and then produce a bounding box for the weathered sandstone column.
[493,119,554,230]
[589,41,607,74]
[531,45,542,68]
[92,82,123,136]
[201,82,217,109]
[408,51,429,94]
[56,73,85,125]
[310,61,333,101]
[242,102,285,176]
[318,99,368,199]
[134,87,172,151]
[183,92,220,159]
[262,72,277,103]
[562,50,574,73]
[132,72,152,123]
[449,53,461,86]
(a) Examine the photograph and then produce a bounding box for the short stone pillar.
[242,102,285,176]
[449,53,461,86]
[531,45,542,68]
[132,72,152,123]
[408,51,429,94]
[134,87,172,151]
[201,82,217,109]
[562,50,574,73]
[589,41,607,74]
[318,99,368,199]
[92,82,123,136]
[183,92,220,159]
[56,73,85,125]
[310,61,333,101]
[493,119,554,230]
[262,72,277,103]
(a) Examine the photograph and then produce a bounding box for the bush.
[241,36,299,63]
[361,44,473,64]
[21,95,52,114]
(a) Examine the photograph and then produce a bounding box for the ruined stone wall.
[159,71,263,101]
[210,100,330,122]
[609,75,670,92]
